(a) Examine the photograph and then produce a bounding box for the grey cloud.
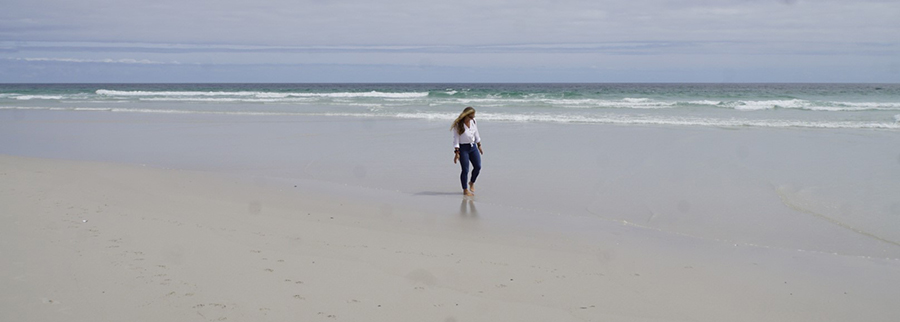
[6,57,169,64]
[2,0,899,82]
[5,40,898,57]
[2,0,898,46]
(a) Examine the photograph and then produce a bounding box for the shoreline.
[2,108,900,320]
[2,154,899,321]
[2,110,900,259]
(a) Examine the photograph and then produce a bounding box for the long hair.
[451,107,476,135]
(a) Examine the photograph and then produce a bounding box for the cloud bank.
[1,0,898,82]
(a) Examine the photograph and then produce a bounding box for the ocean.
[2,83,899,130]
[2,83,899,260]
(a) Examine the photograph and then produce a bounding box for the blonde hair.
[451,107,476,135]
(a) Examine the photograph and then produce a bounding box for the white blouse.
[453,119,481,148]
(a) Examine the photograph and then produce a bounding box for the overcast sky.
[1,0,898,83]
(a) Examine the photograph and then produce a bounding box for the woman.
[452,107,483,196]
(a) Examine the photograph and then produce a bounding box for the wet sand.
[1,110,899,321]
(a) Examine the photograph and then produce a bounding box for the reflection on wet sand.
[459,198,478,218]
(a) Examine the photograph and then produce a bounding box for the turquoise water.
[1,83,899,129]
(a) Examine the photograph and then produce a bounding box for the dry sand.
[2,154,899,322]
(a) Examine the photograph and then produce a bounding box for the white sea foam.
[72,107,114,111]
[547,99,676,109]
[598,99,676,109]
[713,100,900,112]
[96,89,428,99]
[828,102,900,111]
[394,112,900,130]
[138,97,317,103]
[96,90,251,97]
[0,106,115,112]
[722,99,808,111]
[4,105,898,130]
[687,100,724,106]
[15,95,65,100]
[553,98,900,111]
[453,97,678,109]
[61,91,900,113]
[800,106,865,112]
[297,91,429,98]
[0,106,51,110]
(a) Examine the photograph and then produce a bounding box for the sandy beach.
[2,110,899,321]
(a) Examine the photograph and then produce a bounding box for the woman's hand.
[478,146,484,155]
[453,152,459,164]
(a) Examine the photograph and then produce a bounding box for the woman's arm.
[473,125,481,145]
[474,123,482,154]
[453,130,460,163]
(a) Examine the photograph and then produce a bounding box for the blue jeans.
[458,143,481,190]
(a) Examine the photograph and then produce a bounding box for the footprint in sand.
[194,303,229,321]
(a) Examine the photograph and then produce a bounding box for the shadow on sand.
[413,191,462,196]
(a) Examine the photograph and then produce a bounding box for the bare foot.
[468,182,475,192]
[463,189,474,196]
